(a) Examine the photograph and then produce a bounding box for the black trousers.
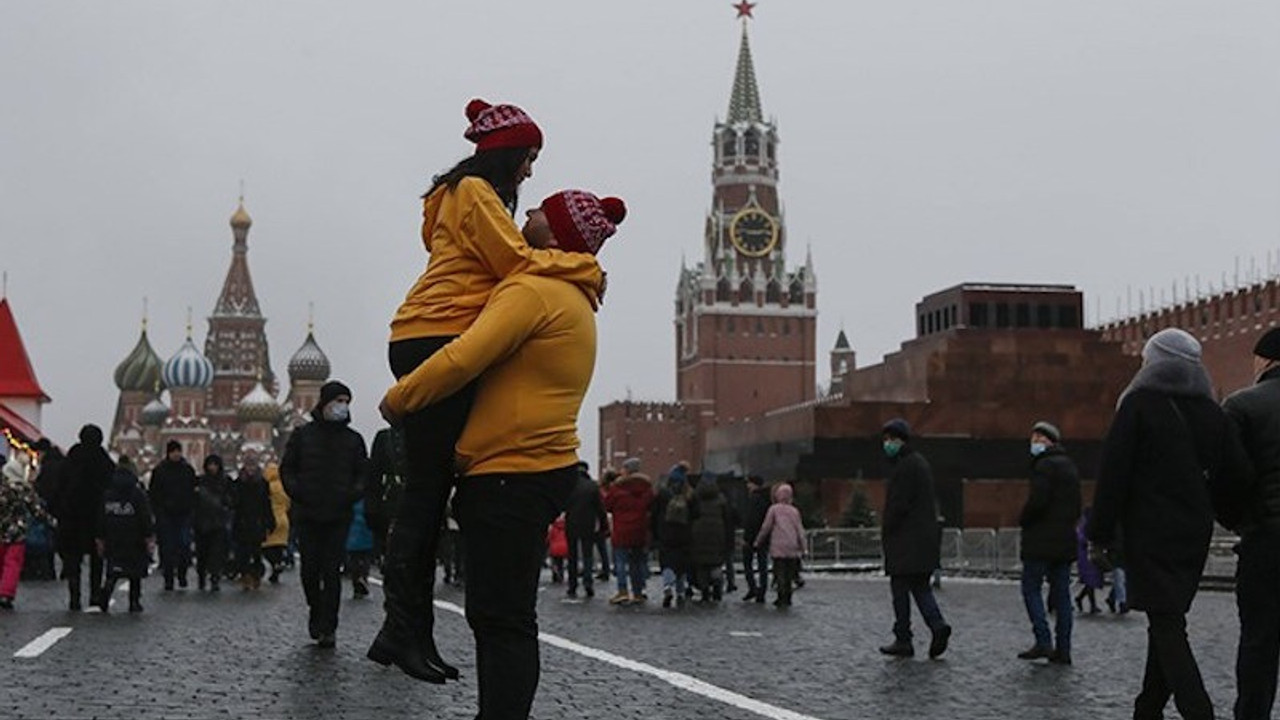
[296,520,348,634]
[61,551,103,604]
[1236,529,1280,720]
[1134,612,1213,720]
[566,534,595,592]
[458,468,575,720]
[382,337,477,643]
[773,557,799,603]
[195,530,227,582]
[742,544,769,595]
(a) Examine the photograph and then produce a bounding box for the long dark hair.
[423,147,532,214]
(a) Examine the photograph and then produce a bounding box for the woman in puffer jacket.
[754,483,806,608]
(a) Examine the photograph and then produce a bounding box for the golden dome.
[230,200,252,230]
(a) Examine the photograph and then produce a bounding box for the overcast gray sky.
[4,1,1280,464]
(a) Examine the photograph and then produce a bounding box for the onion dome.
[140,397,170,426]
[237,381,281,423]
[162,336,214,390]
[230,199,252,230]
[114,328,165,392]
[288,331,330,383]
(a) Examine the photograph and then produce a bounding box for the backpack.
[664,491,690,526]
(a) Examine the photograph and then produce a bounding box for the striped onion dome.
[114,329,165,392]
[140,397,170,426]
[162,336,214,389]
[287,331,330,383]
[237,380,281,423]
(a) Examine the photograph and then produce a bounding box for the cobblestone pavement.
[0,569,1244,719]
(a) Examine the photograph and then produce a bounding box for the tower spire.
[727,19,763,124]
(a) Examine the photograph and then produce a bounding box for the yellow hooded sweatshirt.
[384,273,598,476]
[390,177,603,341]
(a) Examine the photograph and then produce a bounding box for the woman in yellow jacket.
[261,462,290,584]
[368,98,604,685]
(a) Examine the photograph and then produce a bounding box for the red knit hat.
[463,98,543,152]
[540,190,627,255]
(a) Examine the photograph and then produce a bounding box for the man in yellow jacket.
[381,189,625,720]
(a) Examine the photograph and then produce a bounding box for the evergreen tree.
[839,482,877,528]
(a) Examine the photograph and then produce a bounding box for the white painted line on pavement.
[14,628,73,658]
[431,596,827,720]
[729,631,764,637]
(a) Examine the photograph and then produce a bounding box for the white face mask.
[325,401,350,422]
[1030,442,1048,457]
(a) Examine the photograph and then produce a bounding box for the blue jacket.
[346,499,374,553]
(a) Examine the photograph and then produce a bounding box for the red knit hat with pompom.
[463,98,543,152]
[540,190,626,255]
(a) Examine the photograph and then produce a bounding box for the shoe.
[1074,596,1083,613]
[318,632,336,649]
[308,612,321,640]
[879,640,914,658]
[608,590,631,605]
[928,625,952,659]
[353,579,369,598]
[629,592,647,604]
[1119,602,1129,615]
[595,570,609,581]
[794,577,805,589]
[163,580,174,592]
[567,588,578,599]
[662,590,673,609]
[1049,650,1073,665]
[743,590,758,602]
[725,584,737,593]
[128,602,144,613]
[584,586,594,599]
[177,575,188,590]
[755,593,766,604]
[269,569,281,584]
[1017,645,1054,660]
[198,575,207,591]
[366,629,447,684]
[251,575,262,591]
[1106,596,1116,613]
[0,597,13,610]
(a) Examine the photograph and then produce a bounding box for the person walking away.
[370,99,604,686]
[262,462,290,583]
[231,456,274,591]
[377,188,624,717]
[689,476,729,603]
[194,454,232,592]
[366,425,409,568]
[281,380,368,648]
[604,457,654,605]
[95,456,152,613]
[30,439,63,580]
[564,462,607,598]
[878,418,952,659]
[652,467,693,608]
[52,424,114,610]
[1089,328,1253,720]
[0,450,53,608]
[1221,326,1280,720]
[1016,421,1082,664]
[754,482,805,608]
[347,498,374,599]
[596,468,617,581]
[149,440,197,591]
[545,514,568,584]
[741,475,771,603]
[1075,509,1103,613]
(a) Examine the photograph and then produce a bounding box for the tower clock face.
[729,207,778,257]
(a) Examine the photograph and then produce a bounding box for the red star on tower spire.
[733,1,756,20]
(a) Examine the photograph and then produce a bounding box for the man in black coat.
[281,380,368,648]
[741,475,771,603]
[1222,327,1280,720]
[563,461,607,598]
[1091,328,1253,720]
[1016,421,1081,664]
[52,424,114,610]
[878,418,951,659]
[194,454,232,592]
[149,440,198,590]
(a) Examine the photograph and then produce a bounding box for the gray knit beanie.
[1141,328,1202,366]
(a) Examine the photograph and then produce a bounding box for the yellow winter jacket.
[384,274,597,476]
[389,177,603,340]
[262,463,290,548]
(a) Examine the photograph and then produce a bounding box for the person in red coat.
[545,515,568,584]
[603,458,654,605]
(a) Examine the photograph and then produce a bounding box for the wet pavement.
[0,568,1244,719]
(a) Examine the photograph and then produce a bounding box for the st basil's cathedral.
[108,199,333,471]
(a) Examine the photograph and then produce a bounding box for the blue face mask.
[1030,442,1047,457]
[325,401,350,422]
[883,439,903,458]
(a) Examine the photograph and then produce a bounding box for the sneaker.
[879,640,914,658]
[1017,645,1054,661]
[608,591,631,605]
[928,625,952,659]
[1049,650,1073,665]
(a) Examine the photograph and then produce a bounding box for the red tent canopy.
[0,298,49,402]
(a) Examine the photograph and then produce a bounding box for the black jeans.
[890,573,947,642]
[382,337,477,644]
[742,544,769,595]
[773,557,799,603]
[458,468,575,720]
[296,520,349,634]
[156,514,192,582]
[195,530,226,583]
[566,534,595,592]
[1135,612,1213,720]
[1236,529,1280,720]
[61,551,103,604]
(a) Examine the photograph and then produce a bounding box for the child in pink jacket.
[754,483,806,608]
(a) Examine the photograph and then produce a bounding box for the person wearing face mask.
[281,380,368,648]
[1221,327,1280,720]
[1015,421,1081,665]
[370,99,606,686]
[877,418,951,659]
